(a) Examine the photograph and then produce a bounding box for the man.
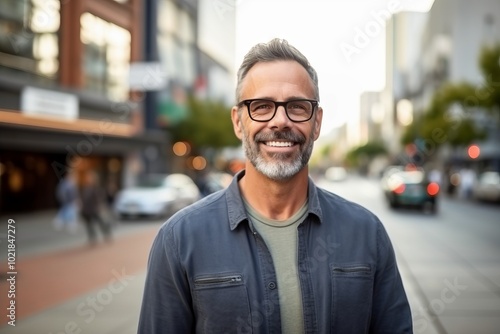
[138,38,413,333]
[80,170,112,245]
[53,170,79,233]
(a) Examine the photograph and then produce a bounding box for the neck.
[239,163,309,221]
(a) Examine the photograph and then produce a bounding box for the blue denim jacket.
[138,171,413,333]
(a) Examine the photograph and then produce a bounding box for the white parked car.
[325,167,347,182]
[472,171,500,203]
[113,173,201,219]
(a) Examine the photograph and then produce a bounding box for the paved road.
[317,175,500,334]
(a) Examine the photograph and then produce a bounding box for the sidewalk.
[0,210,162,334]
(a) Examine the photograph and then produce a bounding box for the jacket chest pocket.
[330,264,374,333]
[193,273,252,334]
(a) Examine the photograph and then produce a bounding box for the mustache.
[254,130,306,144]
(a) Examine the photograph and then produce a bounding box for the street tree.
[345,141,387,174]
[169,96,241,151]
[401,43,500,150]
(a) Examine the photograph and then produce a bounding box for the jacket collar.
[226,170,323,231]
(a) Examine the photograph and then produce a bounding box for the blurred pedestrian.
[105,178,118,206]
[80,170,112,245]
[138,38,412,333]
[429,167,443,185]
[53,170,79,233]
[459,168,476,199]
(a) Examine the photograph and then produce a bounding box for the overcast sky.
[235,0,434,136]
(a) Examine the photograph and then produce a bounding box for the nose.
[269,105,292,128]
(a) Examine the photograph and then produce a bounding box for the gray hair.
[235,38,319,102]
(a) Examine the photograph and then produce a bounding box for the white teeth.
[266,141,293,147]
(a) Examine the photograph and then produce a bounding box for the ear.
[313,106,323,141]
[231,106,244,140]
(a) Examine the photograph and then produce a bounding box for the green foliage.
[422,82,486,147]
[319,144,331,158]
[168,96,241,150]
[401,43,500,149]
[350,141,387,157]
[401,116,423,145]
[478,43,500,111]
[345,141,387,168]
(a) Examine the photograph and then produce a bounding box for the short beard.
[242,128,314,182]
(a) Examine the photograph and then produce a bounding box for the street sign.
[21,86,79,120]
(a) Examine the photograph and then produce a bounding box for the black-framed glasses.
[238,99,318,123]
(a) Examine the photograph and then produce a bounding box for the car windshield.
[397,171,425,184]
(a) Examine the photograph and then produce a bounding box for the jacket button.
[268,282,277,290]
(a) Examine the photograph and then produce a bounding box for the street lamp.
[172,141,190,157]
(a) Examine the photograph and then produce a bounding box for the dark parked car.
[381,169,439,213]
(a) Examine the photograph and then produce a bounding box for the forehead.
[240,60,315,99]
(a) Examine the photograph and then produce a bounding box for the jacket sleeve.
[137,224,195,333]
[370,221,413,333]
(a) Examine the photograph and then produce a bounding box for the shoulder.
[313,185,394,258]
[313,185,383,236]
[156,172,246,247]
[158,189,229,240]
[317,188,388,245]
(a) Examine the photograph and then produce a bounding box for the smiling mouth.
[264,141,295,147]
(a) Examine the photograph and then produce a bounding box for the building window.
[0,0,60,79]
[80,12,131,101]
[157,0,196,87]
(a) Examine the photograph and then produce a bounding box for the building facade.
[376,0,500,171]
[0,0,169,214]
[419,0,500,171]
[359,91,384,145]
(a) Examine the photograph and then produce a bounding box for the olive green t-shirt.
[244,199,308,334]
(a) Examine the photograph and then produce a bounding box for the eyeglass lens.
[249,100,313,122]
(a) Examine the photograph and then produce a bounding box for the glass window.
[80,12,131,101]
[158,0,177,34]
[0,0,60,79]
[180,42,195,85]
[157,0,195,87]
[178,10,194,43]
[158,35,177,78]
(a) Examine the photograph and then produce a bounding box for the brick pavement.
[0,225,159,328]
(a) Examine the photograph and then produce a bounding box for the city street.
[317,175,500,334]
[0,175,499,333]
[0,0,499,333]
